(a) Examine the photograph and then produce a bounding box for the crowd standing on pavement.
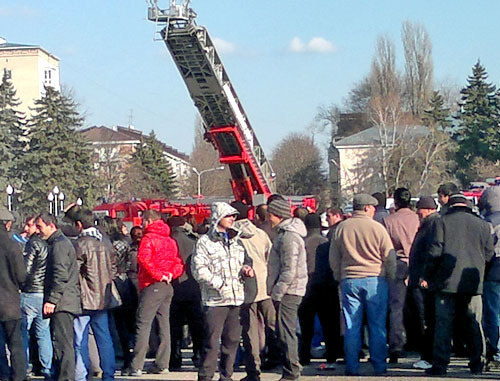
[0,181,500,380]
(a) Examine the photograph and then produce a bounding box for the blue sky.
[1,0,500,156]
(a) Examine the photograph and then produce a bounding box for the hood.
[479,186,500,214]
[233,219,257,238]
[277,217,307,238]
[144,219,171,237]
[209,202,239,228]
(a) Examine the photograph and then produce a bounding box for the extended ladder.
[147,0,275,204]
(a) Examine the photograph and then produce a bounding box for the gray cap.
[353,194,378,209]
[0,208,15,222]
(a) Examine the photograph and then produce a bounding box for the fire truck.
[93,0,315,224]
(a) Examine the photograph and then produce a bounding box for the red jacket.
[137,220,184,290]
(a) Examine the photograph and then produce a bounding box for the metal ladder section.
[147,1,275,203]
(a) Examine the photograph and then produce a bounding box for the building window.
[3,68,11,79]
[44,69,52,85]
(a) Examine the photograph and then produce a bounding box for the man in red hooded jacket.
[127,210,184,376]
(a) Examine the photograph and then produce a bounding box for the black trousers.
[1,319,26,381]
[240,298,279,376]
[411,288,435,362]
[388,260,408,354]
[298,281,341,363]
[169,299,204,368]
[50,312,75,381]
[198,306,241,381]
[433,293,485,371]
[130,282,173,371]
[276,294,302,380]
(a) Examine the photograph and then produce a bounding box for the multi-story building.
[0,37,60,115]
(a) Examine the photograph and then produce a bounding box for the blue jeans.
[341,277,389,374]
[20,293,52,377]
[74,311,115,381]
[483,281,500,360]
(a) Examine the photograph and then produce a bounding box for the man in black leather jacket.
[36,212,81,381]
[21,216,52,379]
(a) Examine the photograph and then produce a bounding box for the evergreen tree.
[422,91,452,130]
[0,73,26,192]
[128,131,177,198]
[19,86,98,213]
[455,61,500,170]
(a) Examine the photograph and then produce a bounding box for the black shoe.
[389,353,399,364]
[148,364,169,374]
[470,361,484,375]
[425,367,447,376]
[261,360,281,370]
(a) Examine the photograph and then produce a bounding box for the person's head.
[293,207,308,222]
[393,188,411,209]
[352,194,378,218]
[66,208,95,232]
[0,209,15,232]
[304,213,321,231]
[255,204,267,223]
[325,207,343,227]
[142,209,161,228]
[266,194,286,205]
[448,193,469,209]
[210,202,239,233]
[130,226,143,245]
[230,200,250,221]
[371,192,387,209]
[23,215,38,237]
[416,196,438,221]
[166,215,186,229]
[35,212,58,240]
[267,199,291,228]
[437,182,459,206]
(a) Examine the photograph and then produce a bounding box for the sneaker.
[128,369,143,377]
[148,365,169,374]
[413,360,432,370]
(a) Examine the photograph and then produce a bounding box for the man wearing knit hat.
[267,199,308,381]
[330,194,396,376]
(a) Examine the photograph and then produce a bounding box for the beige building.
[0,37,60,115]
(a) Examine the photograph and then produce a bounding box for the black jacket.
[22,235,48,293]
[408,212,440,288]
[44,229,82,315]
[484,211,500,282]
[0,226,27,321]
[427,206,494,294]
[171,227,201,302]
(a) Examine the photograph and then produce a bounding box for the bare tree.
[402,21,434,116]
[344,76,372,113]
[370,35,402,98]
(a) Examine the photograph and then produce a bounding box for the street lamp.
[59,192,65,213]
[6,185,14,211]
[192,165,225,199]
[52,186,60,216]
[77,197,83,206]
[48,192,54,215]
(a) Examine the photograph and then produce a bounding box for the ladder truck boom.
[147,0,275,205]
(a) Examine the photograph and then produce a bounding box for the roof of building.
[0,40,59,60]
[334,125,428,147]
[81,125,190,162]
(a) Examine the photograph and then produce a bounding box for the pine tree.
[422,91,452,130]
[19,86,98,213]
[455,61,500,170]
[0,72,26,192]
[127,131,177,198]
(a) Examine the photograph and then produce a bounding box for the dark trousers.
[51,312,75,381]
[198,306,241,381]
[276,294,302,380]
[388,260,408,354]
[113,279,138,370]
[298,281,341,363]
[170,299,204,368]
[411,288,435,362]
[240,298,279,376]
[130,282,173,371]
[433,293,485,371]
[1,319,26,381]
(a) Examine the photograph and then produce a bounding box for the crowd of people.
[0,181,499,381]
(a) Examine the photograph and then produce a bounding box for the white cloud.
[213,37,236,54]
[288,36,336,54]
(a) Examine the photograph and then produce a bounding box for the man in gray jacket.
[267,199,308,381]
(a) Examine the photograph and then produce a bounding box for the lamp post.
[192,165,225,199]
[6,185,14,211]
[52,186,60,216]
[48,192,54,215]
[59,192,65,213]
[77,197,83,206]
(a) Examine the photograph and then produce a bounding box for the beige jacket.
[233,219,272,303]
[329,211,396,281]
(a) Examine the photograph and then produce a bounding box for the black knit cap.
[448,193,468,207]
[416,196,437,210]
